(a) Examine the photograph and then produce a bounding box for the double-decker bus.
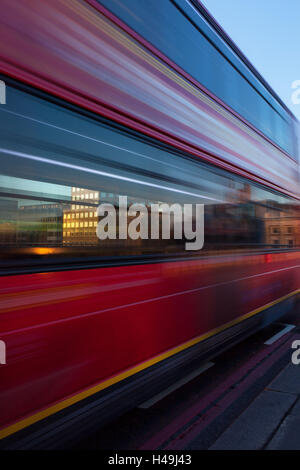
[0,0,299,448]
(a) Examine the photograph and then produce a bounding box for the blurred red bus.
[0,0,299,448]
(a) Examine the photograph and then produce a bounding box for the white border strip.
[264,323,295,345]
[138,361,214,409]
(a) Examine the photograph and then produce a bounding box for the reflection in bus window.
[0,174,299,269]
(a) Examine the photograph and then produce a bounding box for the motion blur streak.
[0,148,219,201]
[0,0,298,196]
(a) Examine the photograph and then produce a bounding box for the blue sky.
[201,0,300,121]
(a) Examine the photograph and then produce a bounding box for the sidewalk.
[210,362,300,450]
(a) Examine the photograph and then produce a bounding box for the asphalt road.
[74,307,300,450]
